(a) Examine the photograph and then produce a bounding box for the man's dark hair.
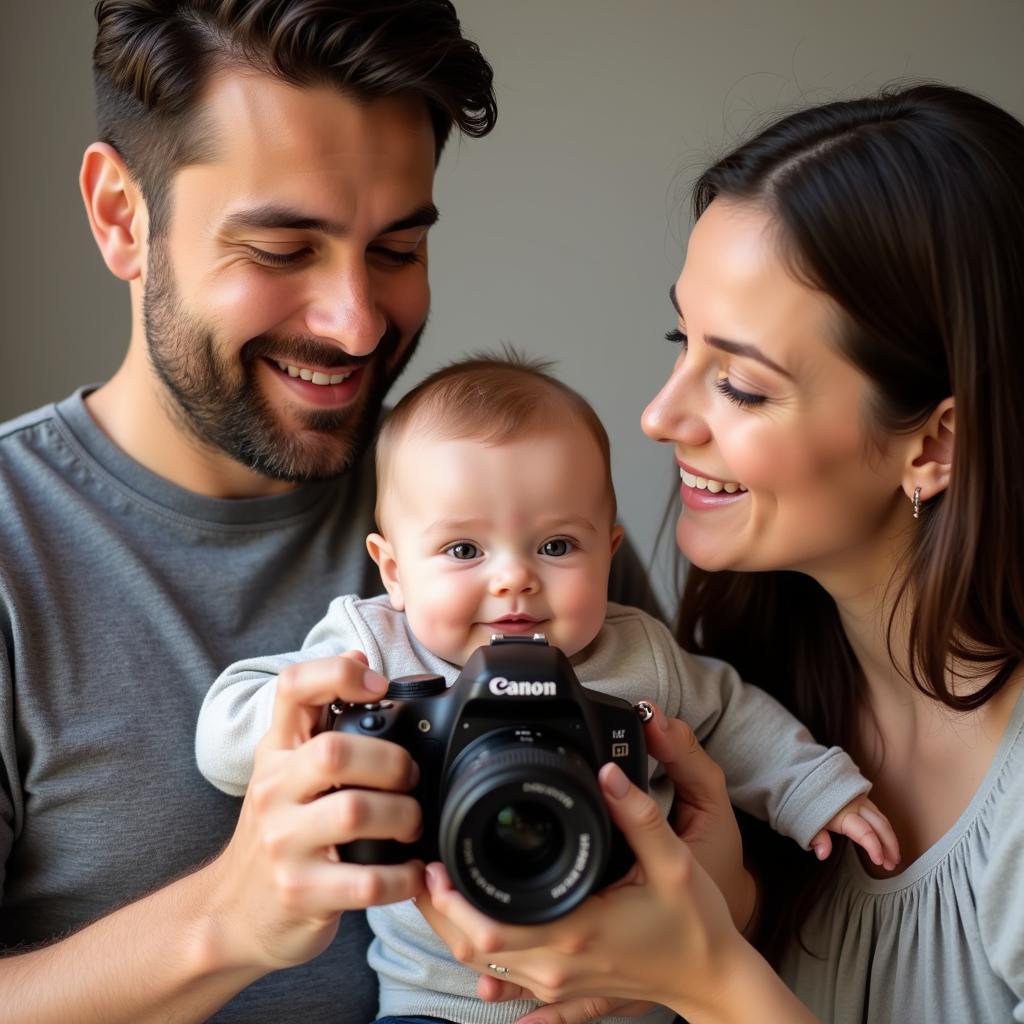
[93,0,497,235]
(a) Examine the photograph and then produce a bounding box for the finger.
[598,761,697,884]
[810,829,832,861]
[269,729,418,803]
[287,787,423,851]
[858,802,902,867]
[641,704,727,810]
[422,862,558,957]
[512,995,646,1024]
[839,812,884,866]
[266,652,387,748]
[288,859,425,913]
[476,974,534,1003]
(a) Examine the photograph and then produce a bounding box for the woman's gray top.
[781,686,1024,1022]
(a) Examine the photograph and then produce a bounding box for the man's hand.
[202,651,425,971]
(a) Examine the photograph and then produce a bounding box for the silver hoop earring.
[912,486,922,519]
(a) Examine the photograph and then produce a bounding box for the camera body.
[329,634,647,924]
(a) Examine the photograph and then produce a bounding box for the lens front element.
[439,738,610,923]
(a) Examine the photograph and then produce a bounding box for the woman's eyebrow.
[705,336,794,379]
[669,284,793,379]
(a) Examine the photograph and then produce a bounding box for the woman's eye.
[445,542,481,560]
[715,377,767,407]
[539,538,573,557]
[246,246,309,268]
[665,328,688,348]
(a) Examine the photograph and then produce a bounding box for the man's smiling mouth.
[274,360,356,386]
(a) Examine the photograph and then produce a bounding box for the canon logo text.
[488,676,557,697]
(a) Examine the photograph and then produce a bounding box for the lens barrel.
[438,737,610,923]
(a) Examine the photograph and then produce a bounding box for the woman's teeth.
[680,468,746,494]
[276,361,354,386]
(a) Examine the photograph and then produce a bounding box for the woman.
[417,83,1024,1022]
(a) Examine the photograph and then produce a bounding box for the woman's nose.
[641,367,712,447]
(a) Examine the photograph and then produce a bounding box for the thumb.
[643,703,727,806]
[598,762,694,882]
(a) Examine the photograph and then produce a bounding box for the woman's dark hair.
[92,0,497,235]
[673,83,1024,958]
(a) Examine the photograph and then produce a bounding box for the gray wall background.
[3,1,1023,607]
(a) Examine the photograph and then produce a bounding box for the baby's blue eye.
[540,538,572,557]
[446,542,481,560]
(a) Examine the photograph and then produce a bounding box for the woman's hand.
[417,760,749,1020]
[641,704,756,932]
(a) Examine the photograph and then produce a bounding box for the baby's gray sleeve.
[194,595,375,796]
[667,639,870,848]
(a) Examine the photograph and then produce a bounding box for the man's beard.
[142,241,422,482]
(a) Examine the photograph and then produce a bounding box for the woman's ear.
[366,533,405,611]
[903,397,955,504]
[79,142,147,282]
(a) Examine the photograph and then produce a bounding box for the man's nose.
[303,262,388,358]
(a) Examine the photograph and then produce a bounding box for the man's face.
[143,73,437,480]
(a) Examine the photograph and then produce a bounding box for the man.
[0,3,657,1021]
[0,3,496,1021]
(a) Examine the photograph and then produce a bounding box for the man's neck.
[85,353,295,500]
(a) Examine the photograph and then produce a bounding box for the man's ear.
[366,532,405,611]
[903,397,955,504]
[79,142,147,282]
[610,523,625,557]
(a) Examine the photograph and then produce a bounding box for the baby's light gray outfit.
[781,684,1024,1022]
[197,596,870,1024]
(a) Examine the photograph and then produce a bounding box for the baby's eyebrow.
[424,516,489,534]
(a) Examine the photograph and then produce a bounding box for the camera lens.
[438,735,611,924]
[484,801,563,879]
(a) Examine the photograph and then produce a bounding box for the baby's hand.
[810,795,900,871]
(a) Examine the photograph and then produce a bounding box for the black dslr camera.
[328,634,648,924]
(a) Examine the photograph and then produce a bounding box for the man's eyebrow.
[670,284,793,379]
[221,202,440,236]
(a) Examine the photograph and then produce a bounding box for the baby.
[196,353,898,1024]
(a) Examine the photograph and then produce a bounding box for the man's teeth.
[276,361,354,386]
[680,469,746,494]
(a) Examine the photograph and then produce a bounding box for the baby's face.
[373,420,622,665]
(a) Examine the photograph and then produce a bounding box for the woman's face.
[642,199,910,585]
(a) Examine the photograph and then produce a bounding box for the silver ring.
[488,963,511,977]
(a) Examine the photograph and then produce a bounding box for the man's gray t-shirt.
[0,389,382,1022]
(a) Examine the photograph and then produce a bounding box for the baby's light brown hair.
[374,351,617,530]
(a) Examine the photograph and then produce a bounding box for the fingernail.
[424,862,441,887]
[601,762,630,799]
[365,670,388,694]
[653,703,669,731]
